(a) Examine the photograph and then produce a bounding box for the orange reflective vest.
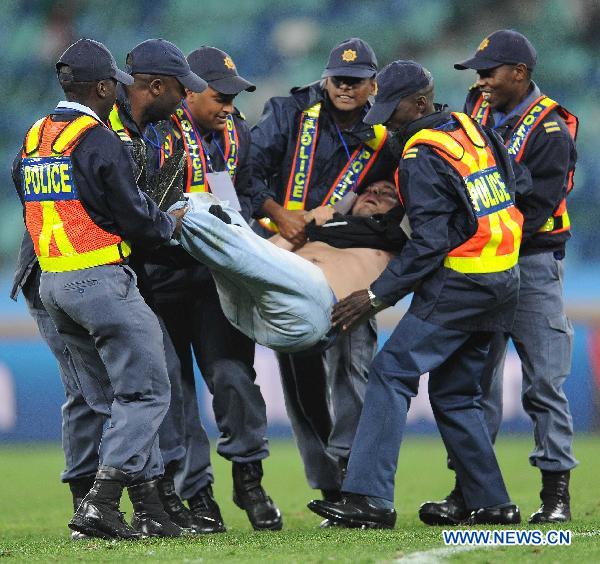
[21,114,132,272]
[471,93,578,235]
[403,112,523,274]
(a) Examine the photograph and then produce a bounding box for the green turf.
[1,436,598,562]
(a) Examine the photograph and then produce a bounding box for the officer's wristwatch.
[367,289,384,310]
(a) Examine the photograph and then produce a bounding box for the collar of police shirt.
[55,100,105,124]
[489,81,541,126]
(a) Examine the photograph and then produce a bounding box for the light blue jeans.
[174,193,334,353]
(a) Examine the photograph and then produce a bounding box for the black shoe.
[208,204,231,224]
[529,470,571,523]
[419,480,469,526]
[188,485,226,533]
[156,475,199,533]
[68,466,141,540]
[128,479,183,537]
[68,475,95,540]
[308,493,396,529]
[467,504,521,525]
[233,461,282,531]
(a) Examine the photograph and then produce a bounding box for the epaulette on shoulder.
[403,147,419,160]
[542,119,562,135]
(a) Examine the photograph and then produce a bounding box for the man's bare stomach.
[295,242,393,300]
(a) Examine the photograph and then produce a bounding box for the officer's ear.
[414,94,427,114]
[96,78,116,99]
[512,63,529,83]
[184,87,196,103]
[147,77,164,97]
[370,78,377,97]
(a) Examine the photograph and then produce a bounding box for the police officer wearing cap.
[251,38,397,510]
[420,30,578,526]
[308,60,523,529]
[149,46,281,532]
[104,39,225,535]
[12,38,188,539]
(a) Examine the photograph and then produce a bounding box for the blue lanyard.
[334,123,352,161]
[212,132,230,173]
[334,123,358,193]
[143,123,163,170]
[199,138,214,173]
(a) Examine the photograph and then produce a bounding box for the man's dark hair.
[57,64,98,100]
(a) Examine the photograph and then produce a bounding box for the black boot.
[467,503,521,525]
[319,457,348,527]
[419,478,469,526]
[233,461,282,531]
[128,479,183,537]
[308,493,396,529]
[68,475,95,540]
[529,470,571,523]
[187,485,226,533]
[68,466,141,540]
[156,474,199,533]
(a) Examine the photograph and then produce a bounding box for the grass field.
[1,436,599,562]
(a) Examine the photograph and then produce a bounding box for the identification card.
[206,171,241,211]
[333,191,357,215]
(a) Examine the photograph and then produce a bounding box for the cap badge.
[341,49,357,62]
[478,38,490,51]
[224,56,235,70]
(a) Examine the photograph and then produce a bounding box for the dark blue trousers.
[155,278,267,501]
[343,313,510,510]
[23,269,104,482]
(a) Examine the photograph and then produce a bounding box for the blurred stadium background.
[1,0,599,443]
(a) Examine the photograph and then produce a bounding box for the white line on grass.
[396,545,490,563]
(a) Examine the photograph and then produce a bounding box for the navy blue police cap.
[454,30,537,71]
[364,60,432,125]
[187,46,255,95]
[56,38,133,85]
[322,37,378,79]
[127,39,207,92]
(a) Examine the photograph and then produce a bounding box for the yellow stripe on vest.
[38,241,131,272]
[404,129,464,160]
[52,116,99,154]
[24,117,47,155]
[38,201,76,258]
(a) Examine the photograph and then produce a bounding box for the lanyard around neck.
[143,123,163,170]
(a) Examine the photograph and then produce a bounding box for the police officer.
[12,39,194,539]
[420,30,578,525]
[12,38,208,537]
[308,61,522,528]
[106,39,216,534]
[251,38,397,509]
[150,46,281,531]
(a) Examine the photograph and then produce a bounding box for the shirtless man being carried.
[272,180,401,300]
[173,180,405,353]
